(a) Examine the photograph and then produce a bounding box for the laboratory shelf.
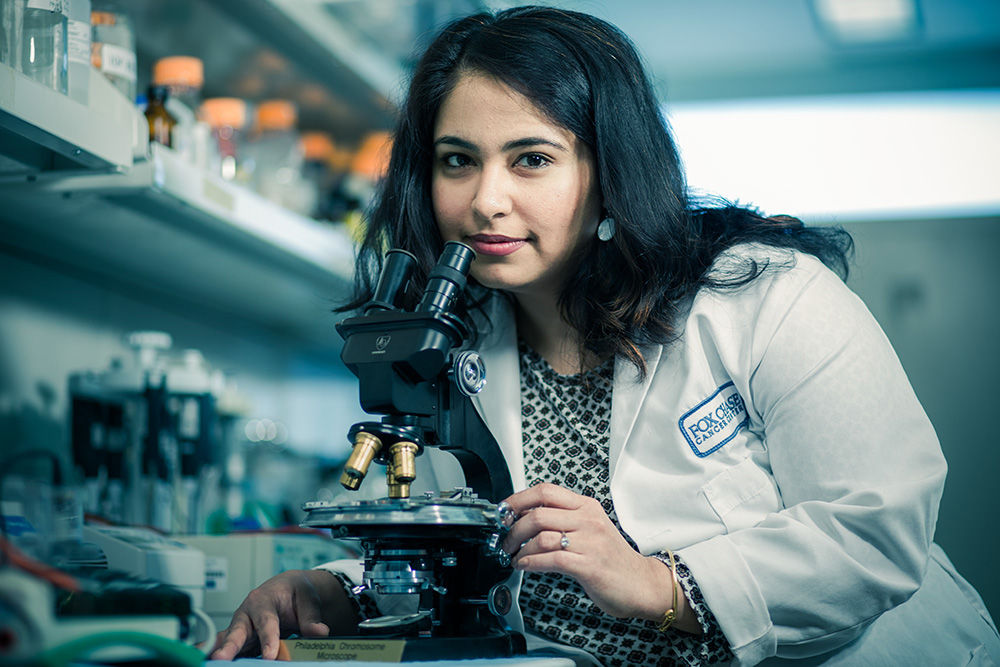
[0,142,356,355]
[0,62,143,174]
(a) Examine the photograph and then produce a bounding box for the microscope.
[300,242,525,660]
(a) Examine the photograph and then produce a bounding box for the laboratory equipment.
[75,524,206,608]
[0,567,201,665]
[300,242,524,659]
[69,332,225,534]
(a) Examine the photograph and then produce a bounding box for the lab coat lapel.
[470,296,527,492]
[609,344,663,476]
[468,293,663,492]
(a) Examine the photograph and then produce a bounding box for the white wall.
[842,215,1000,623]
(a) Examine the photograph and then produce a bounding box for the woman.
[212,7,998,665]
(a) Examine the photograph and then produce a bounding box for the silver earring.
[597,216,616,241]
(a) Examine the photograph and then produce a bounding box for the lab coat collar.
[469,292,664,492]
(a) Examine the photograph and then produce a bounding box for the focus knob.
[452,350,486,396]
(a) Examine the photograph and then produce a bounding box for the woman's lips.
[467,234,527,256]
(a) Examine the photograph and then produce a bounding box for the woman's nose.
[471,166,512,220]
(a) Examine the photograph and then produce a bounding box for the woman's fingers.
[500,483,590,556]
[502,506,577,554]
[503,482,584,516]
[511,529,568,557]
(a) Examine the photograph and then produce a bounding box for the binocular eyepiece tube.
[363,242,475,315]
[417,242,476,314]
[365,249,418,313]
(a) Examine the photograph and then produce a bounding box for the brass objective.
[386,440,419,498]
[340,431,383,490]
[385,465,409,499]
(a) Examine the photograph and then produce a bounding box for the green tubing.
[35,631,204,667]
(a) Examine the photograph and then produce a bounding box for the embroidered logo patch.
[679,381,749,457]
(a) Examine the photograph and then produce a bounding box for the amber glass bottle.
[145,85,176,148]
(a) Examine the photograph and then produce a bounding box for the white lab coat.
[327,244,999,665]
[462,245,998,665]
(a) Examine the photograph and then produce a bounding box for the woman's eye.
[515,153,550,169]
[441,153,472,168]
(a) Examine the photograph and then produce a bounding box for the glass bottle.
[21,0,68,94]
[1,1,24,72]
[145,85,175,148]
[198,97,249,182]
[243,99,305,210]
[90,0,135,102]
[152,55,204,165]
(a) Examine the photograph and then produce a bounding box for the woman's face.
[431,72,600,300]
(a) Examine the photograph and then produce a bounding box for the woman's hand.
[210,569,358,660]
[501,482,700,633]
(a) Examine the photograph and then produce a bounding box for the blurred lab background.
[0,0,997,642]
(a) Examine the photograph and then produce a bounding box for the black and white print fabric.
[518,340,733,666]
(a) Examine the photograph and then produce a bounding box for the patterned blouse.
[517,339,733,666]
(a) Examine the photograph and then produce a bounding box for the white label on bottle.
[67,19,90,64]
[27,0,66,13]
[99,42,136,82]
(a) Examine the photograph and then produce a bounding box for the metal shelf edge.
[0,64,141,172]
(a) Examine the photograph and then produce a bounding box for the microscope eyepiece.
[417,242,476,314]
[366,249,418,313]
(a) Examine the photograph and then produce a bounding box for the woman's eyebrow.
[434,135,477,151]
[502,137,567,152]
[433,135,567,152]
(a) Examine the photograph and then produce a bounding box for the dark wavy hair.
[347,5,853,377]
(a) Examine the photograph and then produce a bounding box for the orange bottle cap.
[300,132,336,161]
[351,131,393,181]
[256,100,297,131]
[153,56,205,89]
[199,98,249,129]
[91,11,117,26]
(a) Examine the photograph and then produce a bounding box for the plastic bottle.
[152,55,206,165]
[198,97,249,182]
[145,85,176,148]
[89,0,135,101]
[65,0,89,104]
[21,0,68,94]
[243,99,306,210]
